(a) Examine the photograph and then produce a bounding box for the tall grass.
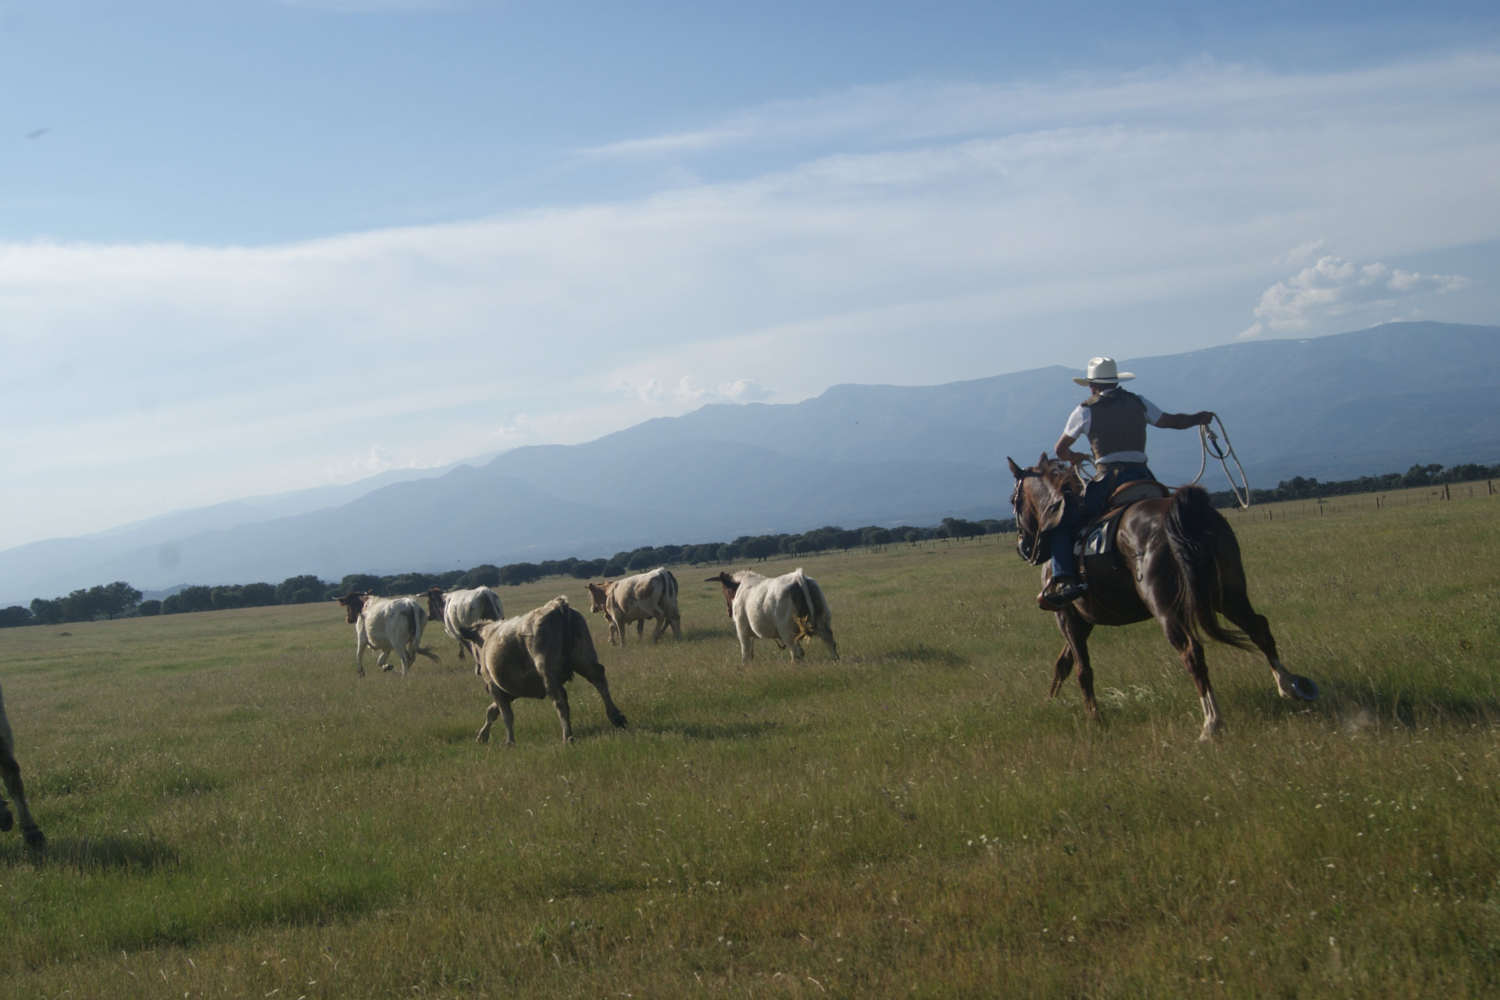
[0,489,1495,997]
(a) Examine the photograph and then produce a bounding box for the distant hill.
[3,321,1495,604]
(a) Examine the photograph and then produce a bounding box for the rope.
[1065,416,1251,508]
[1185,415,1252,509]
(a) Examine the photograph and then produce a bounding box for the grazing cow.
[334,592,440,677]
[584,567,681,646]
[0,683,43,848]
[458,596,628,745]
[705,567,839,664]
[427,586,505,671]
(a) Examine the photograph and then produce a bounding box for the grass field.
[0,488,1496,998]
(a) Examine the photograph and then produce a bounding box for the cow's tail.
[404,606,441,662]
[547,601,581,685]
[1164,486,1252,651]
[483,589,504,622]
[792,568,826,631]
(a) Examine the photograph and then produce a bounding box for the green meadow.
[0,488,1496,998]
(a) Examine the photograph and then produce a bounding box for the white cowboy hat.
[1072,356,1136,386]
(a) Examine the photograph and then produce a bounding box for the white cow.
[705,567,839,664]
[0,682,44,848]
[335,592,440,677]
[585,567,681,646]
[427,586,505,672]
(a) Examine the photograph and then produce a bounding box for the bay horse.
[1008,454,1318,740]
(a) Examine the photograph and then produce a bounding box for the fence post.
[1444,483,1451,501]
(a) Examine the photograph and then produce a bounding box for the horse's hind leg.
[0,708,43,847]
[1219,585,1319,702]
[1163,620,1222,741]
[575,661,628,731]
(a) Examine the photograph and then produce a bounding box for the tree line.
[4,460,1495,628]
[2,517,1010,628]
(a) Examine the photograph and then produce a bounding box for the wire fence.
[1222,480,1497,524]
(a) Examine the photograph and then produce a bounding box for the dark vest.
[1079,388,1147,461]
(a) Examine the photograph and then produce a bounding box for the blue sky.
[2,0,1498,552]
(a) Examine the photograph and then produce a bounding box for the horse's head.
[1007,454,1078,566]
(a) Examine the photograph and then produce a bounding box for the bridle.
[1010,469,1045,565]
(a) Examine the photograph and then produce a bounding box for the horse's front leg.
[1055,610,1098,719]
[1048,644,1073,699]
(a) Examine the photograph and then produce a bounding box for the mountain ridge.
[4,321,1495,604]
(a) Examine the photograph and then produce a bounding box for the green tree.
[276,575,329,604]
[211,586,244,610]
[0,606,32,628]
[240,583,277,607]
[459,565,501,588]
[498,562,542,586]
[339,573,383,596]
[97,581,142,618]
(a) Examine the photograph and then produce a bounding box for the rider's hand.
[1197,411,1215,426]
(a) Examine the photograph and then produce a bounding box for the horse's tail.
[1164,486,1253,650]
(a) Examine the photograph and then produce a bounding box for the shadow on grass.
[1,832,181,871]
[1244,684,1500,731]
[881,642,969,668]
[599,626,723,645]
[628,719,779,742]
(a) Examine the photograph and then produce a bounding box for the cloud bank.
[1241,255,1471,338]
[3,50,1498,549]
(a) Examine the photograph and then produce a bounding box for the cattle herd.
[331,565,837,749]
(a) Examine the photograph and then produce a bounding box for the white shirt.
[1062,388,1164,465]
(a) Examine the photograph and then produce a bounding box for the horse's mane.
[1037,457,1081,497]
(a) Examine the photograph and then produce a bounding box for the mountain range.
[4,321,1496,605]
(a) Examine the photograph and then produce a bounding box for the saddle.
[1075,478,1170,568]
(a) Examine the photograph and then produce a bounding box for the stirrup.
[1038,578,1087,610]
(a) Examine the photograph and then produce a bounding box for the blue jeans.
[1048,462,1155,581]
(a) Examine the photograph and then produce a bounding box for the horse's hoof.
[22,827,44,849]
[1293,676,1320,701]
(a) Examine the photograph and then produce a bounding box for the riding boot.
[1038,575,1087,610]
[1041,525,1087,609]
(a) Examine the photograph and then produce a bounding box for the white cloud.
[611,374,774,408]
[582,51,1500,165]
[1239,255,1471,338]
[1280,240,1328,267]
[672,376,773,405]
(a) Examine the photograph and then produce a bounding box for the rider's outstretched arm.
[1155,410,1215,430]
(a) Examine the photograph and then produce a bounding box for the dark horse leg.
[1161,619,1223,742]
[1217,579,1320,703]
[1053,611,1099,719]
[0,693,44,847]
